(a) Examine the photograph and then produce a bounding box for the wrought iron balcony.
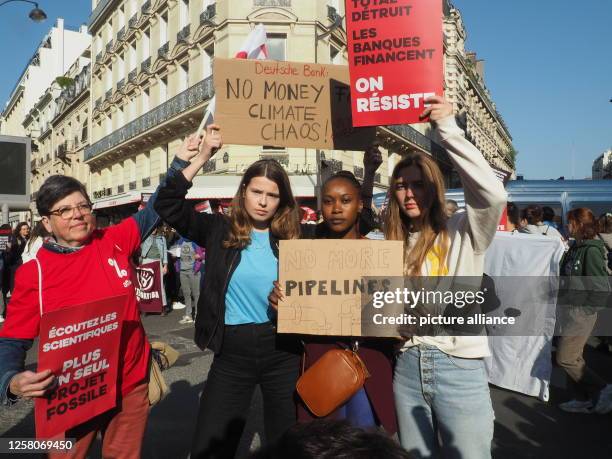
[158,42,169,59]
[141,0,151,14]
[254,0,291,6]
[106,40,114,54]
[129,14,138,28]
[200,4,216,25]
[117,78,125,91]
[105,89,112,101]
[128,68,137,81]
[117,26,125,42]
[96,51,103,64]
[142,177,151,187]
[177,25,190,43]
[140,57,151,73]
[353,165,364,178]
[129,181,137,190]
[85,76,214,162]
[260,154,289,167]
[202,159,216,173]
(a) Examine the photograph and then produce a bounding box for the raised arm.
[424,96,507,253]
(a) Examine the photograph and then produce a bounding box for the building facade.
[593,149,612,180]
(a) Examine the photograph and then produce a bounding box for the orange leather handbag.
[296,347,370,417]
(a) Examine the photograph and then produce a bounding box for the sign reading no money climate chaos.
[213,58,376,150]
[346,0,444,126]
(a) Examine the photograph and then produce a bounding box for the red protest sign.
[0,228,11,251]
[35,295,126,439]
[135,261,164,313]
[497,207,508,231]
[346,0,444,127]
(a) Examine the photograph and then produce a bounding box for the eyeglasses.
[48,203,93,220]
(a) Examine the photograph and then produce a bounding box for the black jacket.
[154,172,376,353]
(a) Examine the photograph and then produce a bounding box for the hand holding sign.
[9,369,55,399]
[419,96,454,123]
[198,124,223,164]
[268,281,284,311]
[177,133,202,162]
[363,143,383,173]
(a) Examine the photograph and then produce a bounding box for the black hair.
[542,206,555,222]
[252,419,411,459]
[521,204,543,225]
[507,202,520,226]
[323,170,361,193]
[36,175,91,217]
[13,222,29,239]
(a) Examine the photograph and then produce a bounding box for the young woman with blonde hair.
[386,96,506,458]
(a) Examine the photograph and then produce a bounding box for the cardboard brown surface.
[213,58,376,150]
[277,239,404,337]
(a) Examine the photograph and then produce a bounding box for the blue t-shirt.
[225,230,277,325]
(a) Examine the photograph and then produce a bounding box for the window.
[202,44,214,78]
[129,42,137,71]
[179,62,189,92]
[179,0,189,28]
[105,69,112,91]
[118,6,125,29]
[117,54,125,80]
[159,77,167,103]
[266,34,286,61]
[142,29,150,63]
[116,106,125,128]
[160,13,168,45]
[142,88,149,112]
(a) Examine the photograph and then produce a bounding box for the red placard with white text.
[346,0,444,126]
[135,261,164,313]
[35,296,125,439]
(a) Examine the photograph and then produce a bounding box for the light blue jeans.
[394,345,494,459]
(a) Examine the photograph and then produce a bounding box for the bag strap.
[33,257,43,316]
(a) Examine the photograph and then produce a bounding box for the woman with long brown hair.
[154,126,303,458]
[556,208,612,414]
[386,96,506,458]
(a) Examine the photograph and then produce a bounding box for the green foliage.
[55,76,74,89]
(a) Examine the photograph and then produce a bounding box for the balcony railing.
[141,0,151,14]
[117,26,125,42]
[129,14,138,28]
[85,76,214,161]
[106,40,114,54]
[260,154,289,167]
[117,78,125,91]
[254,0,290,6]
[202,159,216,173]
[140,57,151,73]
[128,68,137,81]
[177,25,190,43]
[158,42,169,59]
[200,4,216,25]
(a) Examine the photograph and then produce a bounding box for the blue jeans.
[394,345,494,459]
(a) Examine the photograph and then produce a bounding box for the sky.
[0,0,610,179]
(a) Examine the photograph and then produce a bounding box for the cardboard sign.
[346,0,444,126]
[0,228,11,251]
[213,58,376,149]
[277,239,404,336]
[35,296,125,439]
[135,261,164,313]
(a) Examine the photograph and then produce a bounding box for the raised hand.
[9,369,56,399]
[177,133,202,162]
[419,95,454,123]
[364,143,383,173]
[197,124,223,164]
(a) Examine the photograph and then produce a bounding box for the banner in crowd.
[135,261,164,313]
[213,58,376,150]
[0,227,11,250]
[345,0,444,126]
[277,239,403,336]
[35,296,126,439]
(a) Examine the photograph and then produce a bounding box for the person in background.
[505,202,521,232]
[519,204,564,240]
[6,222,30,295]
[596,213,612,266]
[543,206,561,230]
[556,208,612,414]
[445,199,459,217]
[21,221,51,264]
[0,224,9,323]
[140,224,169,314]
[176,237,204,324]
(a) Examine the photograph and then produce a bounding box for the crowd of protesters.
[0,97,610,459]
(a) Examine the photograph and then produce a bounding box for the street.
[1,311,612,458]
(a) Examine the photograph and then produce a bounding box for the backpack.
[597,234,612,275]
